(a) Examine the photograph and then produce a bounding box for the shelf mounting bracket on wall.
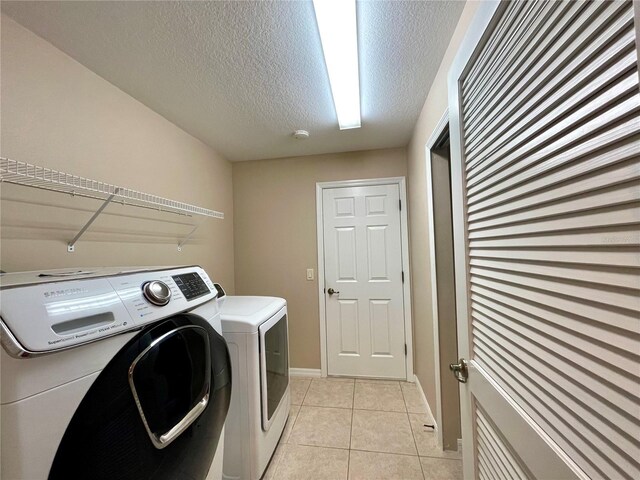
[177,225,199,252]
[67,188,122,252]
[1,157,224,253]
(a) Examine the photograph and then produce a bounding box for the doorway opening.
[426,113,461,451]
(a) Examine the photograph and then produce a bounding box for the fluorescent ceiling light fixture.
[313,0,361,130]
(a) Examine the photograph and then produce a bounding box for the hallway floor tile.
[264,377,463,479]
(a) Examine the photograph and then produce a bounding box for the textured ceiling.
[1,1,464,161]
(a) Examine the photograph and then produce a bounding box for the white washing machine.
[219,295,290,480]
[0,265,231,480]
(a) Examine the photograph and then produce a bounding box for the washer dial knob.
[142,280,172,306]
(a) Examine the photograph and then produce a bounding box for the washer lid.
[220,296,286,333]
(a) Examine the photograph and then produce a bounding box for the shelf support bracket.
[67,188,122,253]
[177,225,199,252]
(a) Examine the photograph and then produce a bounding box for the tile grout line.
[300,377,312,404]
[291,377,354,479]
[401,383,463,465]
[289,440,442,459]
[302,377,354,410]
[349,446,420,457]
[273,378,313,478]
[301,404,353,410]
[347,378,356,480]
[404,383,427,480]
[290,441,429,458]
[284,405,301,444]
[290,442,350,451]
[290,378,443,478]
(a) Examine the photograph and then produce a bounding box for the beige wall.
[406,1,480,425]
[233,148,407,369]
[0,15,234,290]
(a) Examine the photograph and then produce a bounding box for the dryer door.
[258,308,289,431]
[49,314,231,480]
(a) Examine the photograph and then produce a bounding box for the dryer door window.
[259,310,289,431]
[129,325,211,449]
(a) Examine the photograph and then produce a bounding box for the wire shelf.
[0,157,224,219]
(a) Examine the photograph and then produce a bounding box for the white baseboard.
[414,374,438,433]
[289,368,322,377]
[457,438,463,454]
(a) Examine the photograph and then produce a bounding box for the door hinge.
[399,199,402,211]
[401,271,405,283]
[405,344,408,356]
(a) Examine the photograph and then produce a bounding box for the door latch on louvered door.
[449,358,468,383]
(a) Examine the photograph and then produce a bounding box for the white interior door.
[322,183,406,379]
[450,1,640,479]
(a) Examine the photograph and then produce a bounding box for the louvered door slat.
[473,341,629,480]
[467,46,637,171]
[464,1,632,156]
[471,294,638,393]
[466,73,638,185]
[469,204,639,240]
[477,439,509,480]
[477,428,521,480]
[464,0,593,145]
[469,187,640,233]
[463,0,572,119]
[470,246,636,267]
[463,0,557,122]
[477,430,509,480]
[467,119,640,206]
[476,410,531,480]
[466,12,635,159]
[473,336,634,480]
[470,257,637,289]
[471,265,637,311]
[472,310,638,421]
[468,153,639,221]
[467,99,639,199]
[462,0,534,99]
[477,452,500,480]
[469,227,640,249]
[471,283,638,356]
[471,275,637,332]
[466,25,636,163]
[472,304,638,403]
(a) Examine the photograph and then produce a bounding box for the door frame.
[424,108,450,448]
[316,177,414,381]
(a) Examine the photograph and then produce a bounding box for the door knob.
[449,358,468,383]
[327,287,340,296]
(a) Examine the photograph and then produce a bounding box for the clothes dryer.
[219,295,290,480]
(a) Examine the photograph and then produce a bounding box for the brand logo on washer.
[44,287,89,298]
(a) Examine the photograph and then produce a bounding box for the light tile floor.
[264,377,463,480]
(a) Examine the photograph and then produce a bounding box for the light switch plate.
[306,268,314,281]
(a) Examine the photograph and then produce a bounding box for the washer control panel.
[0,266,218,356]
[172,272,211,300]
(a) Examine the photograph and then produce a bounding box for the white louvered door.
[448,1,640,479]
